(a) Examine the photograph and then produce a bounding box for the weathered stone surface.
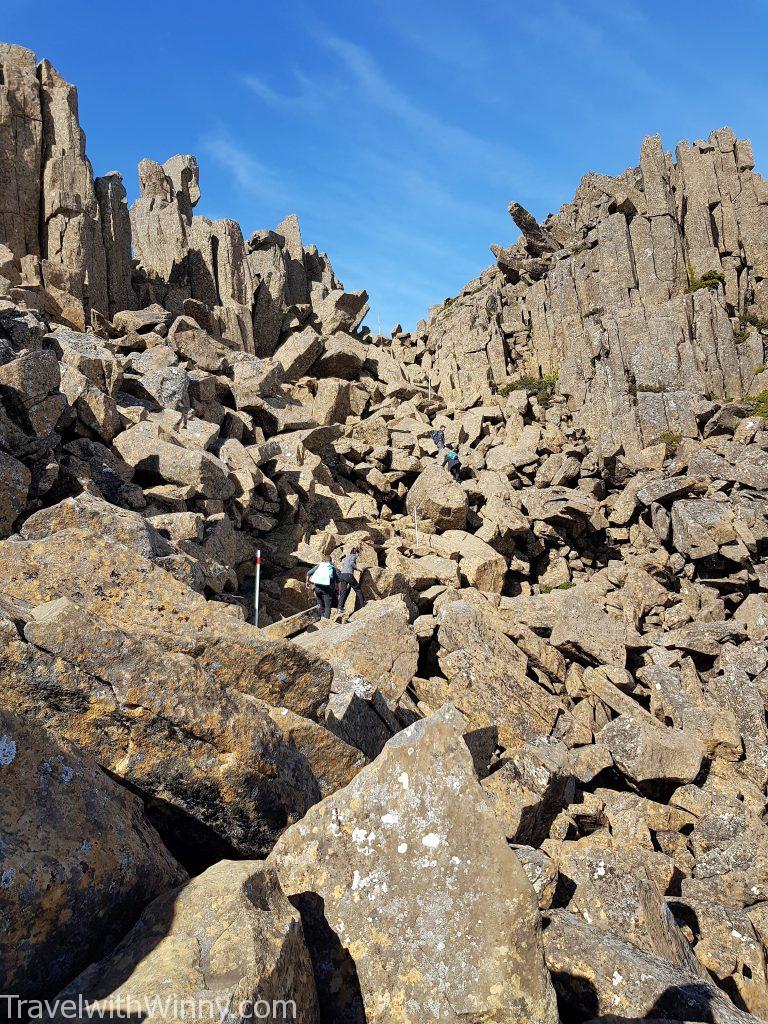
[20,491,171,559]
[7,596,318,864]
[114,421,235,498]
[0,44,42,261]
[432,528,508,592]
[437,600,565,748]
[599,714,705,786]
[324,686,399,760]
[229,354,283,408]
[544,909,760,1023]
[247,230,287,356]
[274,325,322,380]
[554,834,706,976]
[312,288,369,335]
[39,59,108,318]
[270,706,558,1024]
[406,463,468,530]
[54,860,319,1024]
[385,548,460,590]
[94,171,134,317]
[550,593,640,668]
[294,595,418,703]
[0,531,341,863]
[0,450,31,535]
[276,213,308,307]
[672,896,768,1019]
[0,707,185,998]
[671,496,765,561]
[0,348,66,437]
[314,334,366,378]
[483,741,575,845]
[265,704,366,798]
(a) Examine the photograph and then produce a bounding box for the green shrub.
[734,327,750,344]
[540,581,575,594]
[749,389,768,418]
[500,371,558,407]
[686,261,725,293]
[627,371,666,396]
[746,313,768,333]
[649,431,682,457]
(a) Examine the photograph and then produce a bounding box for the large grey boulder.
[406,463,468,531]
[0,451,31,536]
[269,706,559,1024]
[0,529,340,863]
[113,421,235,498]
[437,599,566,748]
[312,288,369,334]
[273,325,322,380]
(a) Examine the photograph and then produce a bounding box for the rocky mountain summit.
[2,40,768,1024]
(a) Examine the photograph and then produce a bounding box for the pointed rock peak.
[508,201,561,255]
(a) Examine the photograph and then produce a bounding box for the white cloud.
[241,73,322,113]
[202,135,288,204]
[312,29,539,190]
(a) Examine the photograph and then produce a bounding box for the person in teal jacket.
[442,448,462,482]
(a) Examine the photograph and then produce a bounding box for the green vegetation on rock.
[500,371,558,407]
[686,262,725,293]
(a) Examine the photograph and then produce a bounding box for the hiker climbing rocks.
[306,560,337,619]
[431,427,446,451]
[336,546,365,613]
[442,448,462,482]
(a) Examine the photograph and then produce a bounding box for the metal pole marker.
[254,549,262,627]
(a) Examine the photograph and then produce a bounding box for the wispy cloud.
[201,135,288,204]
[241,73,322,113]
[311,28,542,192]
[371,0,494,74]
[533,2,672,104]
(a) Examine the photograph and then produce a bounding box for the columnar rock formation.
[2,40,768,1024]
[0,45,368,349]
[389,130,768,453]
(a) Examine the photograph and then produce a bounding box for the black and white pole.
[254,549,262,627]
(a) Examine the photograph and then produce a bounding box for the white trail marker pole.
[413,507,419,548]
[254,549,262,627]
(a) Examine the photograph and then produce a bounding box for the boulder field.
[2,39,768,1024]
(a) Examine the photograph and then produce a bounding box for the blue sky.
[5,0,768,331]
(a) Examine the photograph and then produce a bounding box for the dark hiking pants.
[448,462,462,482]
[337,573,364,611]
[313,584,334,618]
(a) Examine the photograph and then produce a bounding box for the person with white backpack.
[306,560,338,619]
